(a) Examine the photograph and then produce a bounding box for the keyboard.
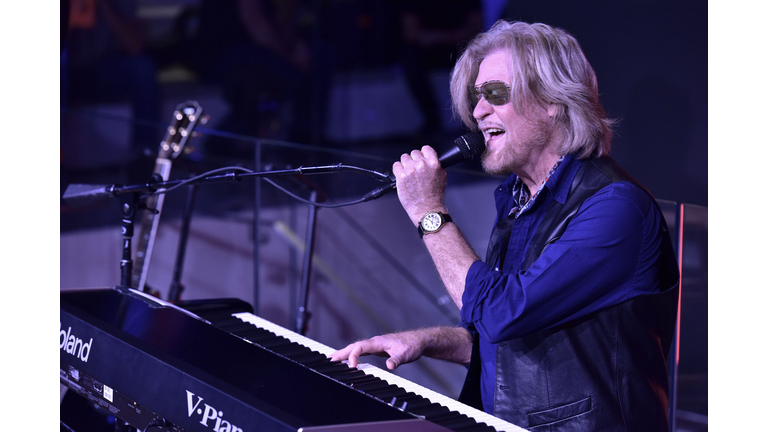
[60,287,527,431]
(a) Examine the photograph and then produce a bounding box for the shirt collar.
[493,153,583,216]
[546,153,581,205]
[506,154,565,217]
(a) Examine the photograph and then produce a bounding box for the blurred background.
[59,0,708,430]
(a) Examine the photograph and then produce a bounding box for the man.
[331,21,679,431]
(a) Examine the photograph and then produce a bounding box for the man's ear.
[547,104,559,117]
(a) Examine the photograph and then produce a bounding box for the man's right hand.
[330,331,426,370]
[330,327,473,369]
[392,145,448,227]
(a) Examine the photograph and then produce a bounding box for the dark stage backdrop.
[502,0,708,206]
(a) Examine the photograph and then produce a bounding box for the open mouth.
[485,127,506,144]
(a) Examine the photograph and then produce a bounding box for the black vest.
[459,156,679,431]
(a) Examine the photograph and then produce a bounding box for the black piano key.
[335,368,368,379]
[452,422,498,432]
[353,381,397,393]
[402,399,434,411]
[394,393,433,410]
[371,387,408,401]
[366,387,406,401]
[294,356,335,369]
[256,336,296,349]
[295,353,330,364]
[236,329,278,343]
[312,362,352,374]
[237,328,277,337]
[343,375,381,386]
[212,317,509,432]
[436,414,483,431]
[409,405,453,420]
[288,352,330,364]
[66,290,435,432]
[270,344,315,357]
[425,410,457,422]
[220,322,275,337]
[426,412,467,426]
[327,369,367,382]
[214,320,256,332]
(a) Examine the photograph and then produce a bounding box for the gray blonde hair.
[450,20,614,158]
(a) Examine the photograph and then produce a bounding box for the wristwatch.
[418,211,453,238]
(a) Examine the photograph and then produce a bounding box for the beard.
[481,117,559,175]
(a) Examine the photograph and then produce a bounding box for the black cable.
[261,177,368,208]
[146,165,392,208]
[147,165,250,196]
[143,418,172,431]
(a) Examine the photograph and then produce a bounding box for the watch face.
[421,213,442,231]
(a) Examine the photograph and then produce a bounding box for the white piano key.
[354,364,526,432]
[234,312,337,356]
[232,312,528,432]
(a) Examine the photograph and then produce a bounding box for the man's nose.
[473,96,492,121]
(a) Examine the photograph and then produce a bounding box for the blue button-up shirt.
[460,154,676,414]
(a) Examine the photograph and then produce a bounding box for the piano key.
[370,386,408,400]
[352,381,397,393]
[413,405,452,419]
[326,369,367,382]
[340,375,381,386]
[441,416,490,432]
[230,326,477,432]
[271,344,316,357]
[61,288,426,432]
[230,312,527,432]
[395,394,434,410]
[290,351,330,363]
[234,313,338,356]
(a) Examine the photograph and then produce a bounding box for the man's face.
[473,50,556,176]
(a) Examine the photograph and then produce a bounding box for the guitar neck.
[131,158,172,292]
[129,100,204,295]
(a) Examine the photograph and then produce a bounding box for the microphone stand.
[63,163,392,206]
[296,189,318,335]
[119,193,138,288]
[168,180,197,303]
[63,163,393,299]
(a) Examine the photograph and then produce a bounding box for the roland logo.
[186,390,243,432]
[59,322,93,363]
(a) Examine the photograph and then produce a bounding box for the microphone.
[437,131,486,168]
[363,131,486,201]
[62,183,116,208]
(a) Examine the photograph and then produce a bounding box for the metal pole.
[295,190,318,335]
[253,140,262,314]
[168,183,197,303]
[668,202,684,432]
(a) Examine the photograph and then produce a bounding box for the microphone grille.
[454,131,486,160]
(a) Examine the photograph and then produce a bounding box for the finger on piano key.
[230,312,527,432]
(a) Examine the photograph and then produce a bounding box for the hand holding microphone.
[364,132,485,202]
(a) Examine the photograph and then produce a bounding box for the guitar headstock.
[157,101,205,161]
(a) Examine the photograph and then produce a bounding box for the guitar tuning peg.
[183,146,195,154]
[200,114,210,125]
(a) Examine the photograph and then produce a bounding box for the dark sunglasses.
[471,80,511,106]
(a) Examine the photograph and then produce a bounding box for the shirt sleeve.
[460,182,662,343]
